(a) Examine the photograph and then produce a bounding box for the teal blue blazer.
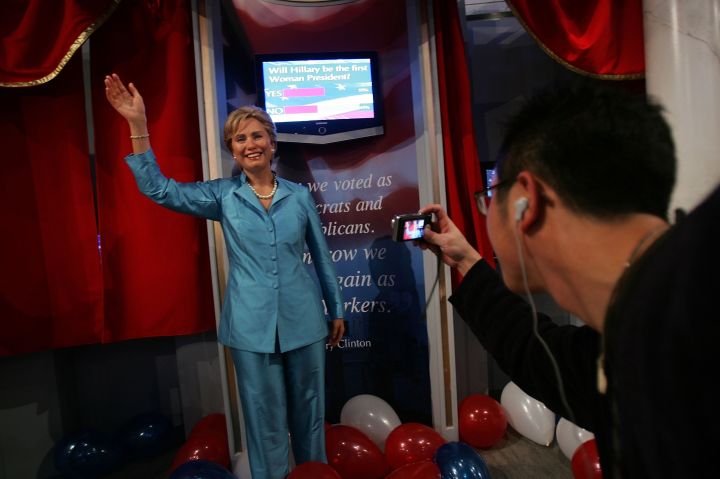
[125,150,344,353]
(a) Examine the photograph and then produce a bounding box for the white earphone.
[514,197,529,221]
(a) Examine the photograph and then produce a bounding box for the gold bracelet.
[130,133,150,140]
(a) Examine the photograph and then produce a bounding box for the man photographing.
[419,80,719,478]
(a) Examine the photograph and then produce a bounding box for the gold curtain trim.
[0,0,123,88]
[505,0,644,81]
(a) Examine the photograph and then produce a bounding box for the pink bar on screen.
[283,87,325,97]
[284,105,318,114]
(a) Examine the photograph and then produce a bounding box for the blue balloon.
[54,431,123,479]
[434,441,492,479]
[115,412,174,459]
[169,459,236,479]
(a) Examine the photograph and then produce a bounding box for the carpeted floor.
[480,427,573,478]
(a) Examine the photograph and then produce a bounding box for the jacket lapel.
[271,178,291,206]
[233,172,265,216]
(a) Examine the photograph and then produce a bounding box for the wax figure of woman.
[105,73,345,479]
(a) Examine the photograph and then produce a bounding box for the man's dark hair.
[498,80,676,219]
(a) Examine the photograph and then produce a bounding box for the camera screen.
[402,218,427,241]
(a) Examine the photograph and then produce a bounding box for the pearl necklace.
[247,173,278,200]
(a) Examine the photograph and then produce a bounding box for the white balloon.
[556,417,595,460]
[340,394,401,451]
[500,381,556,446]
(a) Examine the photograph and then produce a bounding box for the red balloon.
[385,460,441,479]
[288,461,342,479]
[169,414,230,473]
[385,423,446,470]
[458,394,507,448]
[169,433,230,472]
[325,425,389,479]
[189,413,226,440]
[571,439,603,479]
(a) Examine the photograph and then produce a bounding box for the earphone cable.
[513,222,576,424]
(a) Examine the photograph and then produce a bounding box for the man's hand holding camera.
[416,204,482,276]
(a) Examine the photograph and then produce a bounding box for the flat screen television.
[254,51,384,144]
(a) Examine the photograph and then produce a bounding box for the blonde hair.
[223,106,277,151]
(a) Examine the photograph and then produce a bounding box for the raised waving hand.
[104,73,150,152]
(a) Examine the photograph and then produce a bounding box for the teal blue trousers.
[231,339,327,479]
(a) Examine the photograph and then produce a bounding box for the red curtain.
[0,56,104,356]
[91,0,215,342]
[432,0,496,279]
[0,0,215,356]
[0,0,120,86]
[507,0,645,78]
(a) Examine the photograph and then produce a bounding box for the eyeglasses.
[474,178,515,216]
